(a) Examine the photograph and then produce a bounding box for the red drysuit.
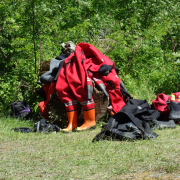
[38,82,55,119]
[55,43,126,113]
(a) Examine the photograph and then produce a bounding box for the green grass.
[0,116,180,179]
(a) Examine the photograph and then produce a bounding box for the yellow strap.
[178,96,180,101]
[171,94,175,101]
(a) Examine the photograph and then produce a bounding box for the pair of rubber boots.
[62,109,96,133]
[169,93,180,123]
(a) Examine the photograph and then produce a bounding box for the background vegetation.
[0,0,180,113]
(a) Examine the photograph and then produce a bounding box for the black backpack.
[6,101,31,119]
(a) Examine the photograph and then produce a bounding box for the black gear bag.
[6,101,31,119]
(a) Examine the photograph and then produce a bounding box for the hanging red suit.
[56,42,126,113]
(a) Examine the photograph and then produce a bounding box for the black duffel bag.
[6,101,31,119]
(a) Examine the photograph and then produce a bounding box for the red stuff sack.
[152,93,171,120]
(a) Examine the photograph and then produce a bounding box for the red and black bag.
[152,93,171,120]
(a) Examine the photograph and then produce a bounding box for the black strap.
[120,81,133,100]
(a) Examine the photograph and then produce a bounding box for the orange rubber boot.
[62,110,78,133]
[76,109,96,131]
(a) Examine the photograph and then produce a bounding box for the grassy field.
[0,116,180,180]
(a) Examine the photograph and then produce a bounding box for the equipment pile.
[11,41,180,141]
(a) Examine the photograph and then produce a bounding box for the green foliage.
[0,0,180,113]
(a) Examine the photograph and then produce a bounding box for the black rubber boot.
[153,120,176,129]
[169,101,180,123]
